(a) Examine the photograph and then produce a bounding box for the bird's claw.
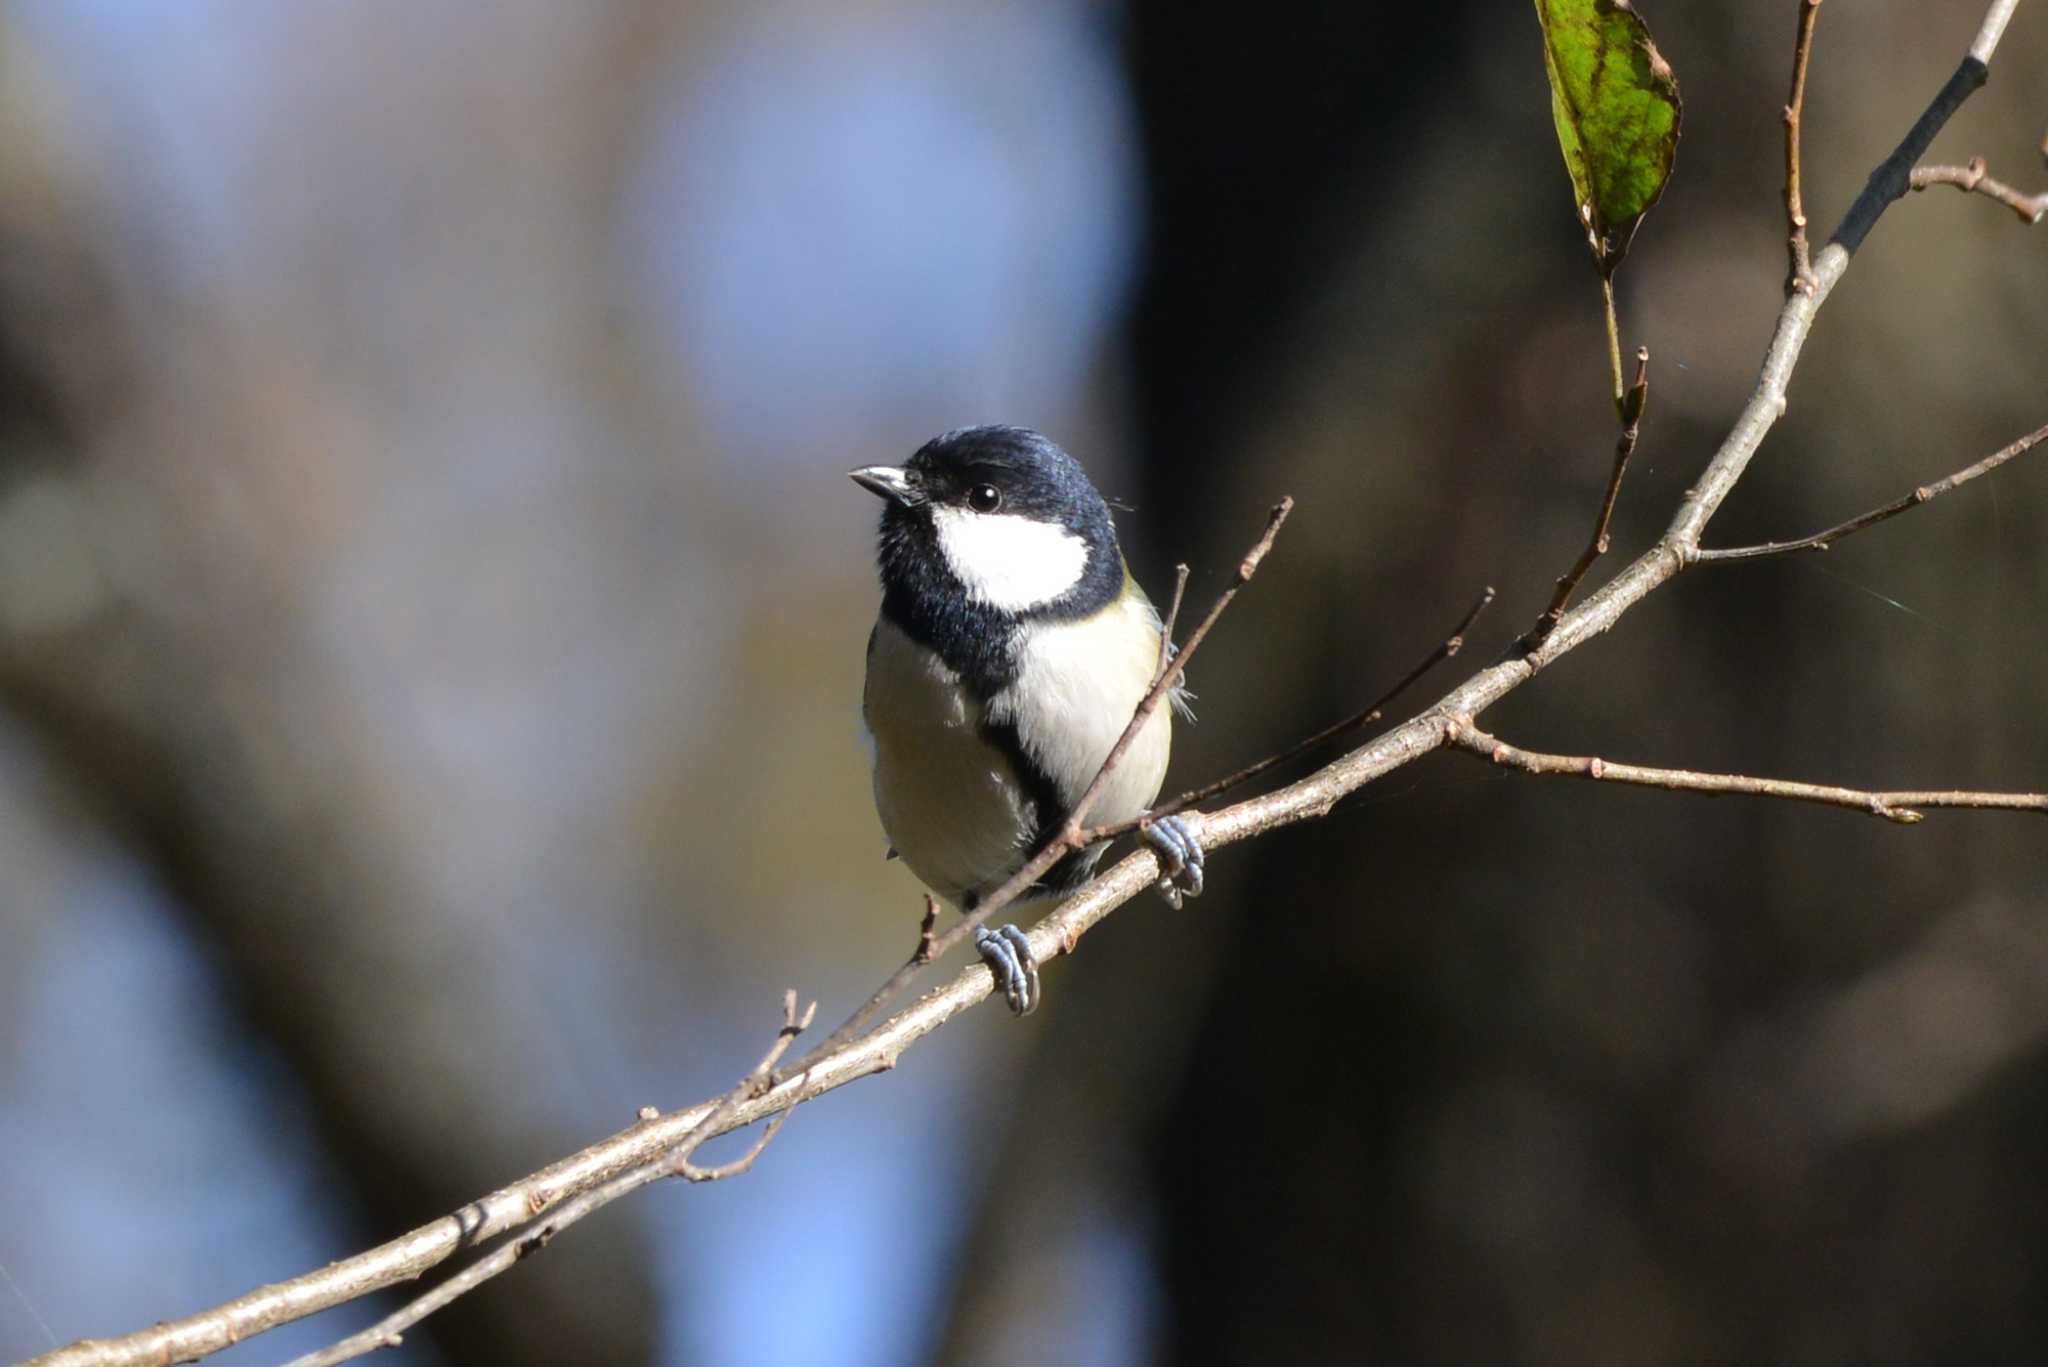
[1142,814,1205,909]
[975,923,1040,1016]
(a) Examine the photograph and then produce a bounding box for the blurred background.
[2,1,2044,1363]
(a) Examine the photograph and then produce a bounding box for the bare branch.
[280,1163,653,1367]
[1527,346,1650,647]
[1910,157,2048,223]
[1669,3,2024,556]
[1694,421,2048,563]
[1831,46,2003,256]
[1447,720,2048,824]
[26,8,2031,1366]
[1103,585,1497,833]
[1784,0,1824,291]
[282,994,818,1367]
[1156,562,1191,676]
[1971,0,2021,63]
[675,991,818,1181]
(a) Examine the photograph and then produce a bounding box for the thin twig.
[1157,562,1191,676]
[912,894,941,965]
[282,993,817,1367]
[1784,0,1824,292]
[798,499,1293,1064]
[1099,585,1498,834]
[1447,720,2048,824]
[1909,158,2048,223]
[1526,346,1650,648]
[1693,420,2048,563]
[1666,7,2016,554]
[675,991,818,1181]
[28,9,2031,1366]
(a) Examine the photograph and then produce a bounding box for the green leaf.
[1534,0,1682,276]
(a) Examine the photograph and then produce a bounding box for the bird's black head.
[851,426,1125,641]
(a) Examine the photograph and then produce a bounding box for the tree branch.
[1106,584,1496,833]
[1693,420,2048,563]
[1784,0,1824,292]
[1526,346,1649,647]
[1830,54,1992,257]
[25,6,2032,1366]
[281,993,818,1367]
[1910,157,2048,223]
[1156,562,1191,674]
[1446,720,2048,825]
[1971,0,2021,63]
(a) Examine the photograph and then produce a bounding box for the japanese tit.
[852,425,1204,1015]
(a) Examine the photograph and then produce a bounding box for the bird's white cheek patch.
[929,507,1089,610]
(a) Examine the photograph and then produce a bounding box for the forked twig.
[283,993,818,1367]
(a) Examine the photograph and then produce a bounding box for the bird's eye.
[967,484,1003,513]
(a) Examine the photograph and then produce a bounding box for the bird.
[851,425,1205,1015]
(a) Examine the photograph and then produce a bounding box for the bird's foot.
[975,923,1041,1016]
[1141,814,1205,909]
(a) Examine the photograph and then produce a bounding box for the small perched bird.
[852,426,1204,1014]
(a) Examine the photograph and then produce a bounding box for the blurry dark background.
[3,2,2044,1364]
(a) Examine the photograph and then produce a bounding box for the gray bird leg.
[1141,814,1205,909]
[975,923,1041,1015]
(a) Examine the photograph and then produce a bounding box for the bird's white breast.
[863,618,1037,907]
[991,592,1173,831]
[861,594,1175,908]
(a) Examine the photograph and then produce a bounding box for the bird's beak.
[849,465,921,507]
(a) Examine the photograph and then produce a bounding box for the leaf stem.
[1601,276,1624,407]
